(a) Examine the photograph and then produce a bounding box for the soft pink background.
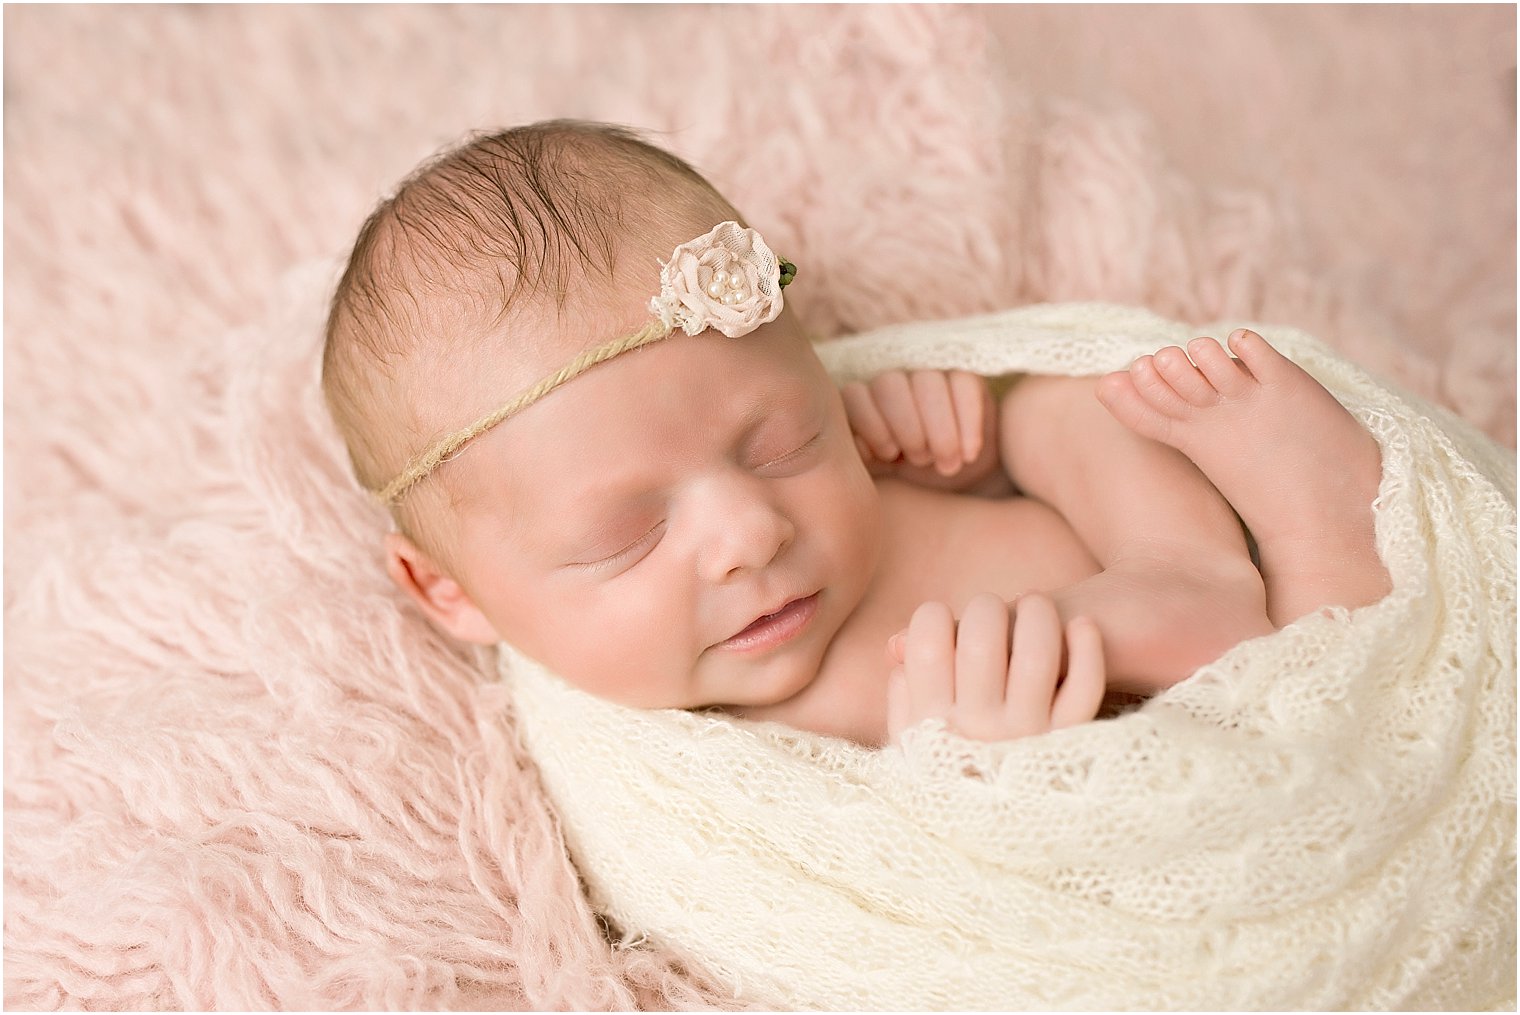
[6,5,1514,1009]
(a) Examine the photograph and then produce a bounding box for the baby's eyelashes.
[572,521,666,573]
[758,430,824,471]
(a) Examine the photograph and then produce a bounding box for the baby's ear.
[383,531,500,645]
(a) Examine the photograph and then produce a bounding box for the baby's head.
[323,121,881,710]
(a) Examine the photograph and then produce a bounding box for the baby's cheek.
[562,582,693,707]
[815,458,882,577]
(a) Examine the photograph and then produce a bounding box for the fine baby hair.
[370,220,797,507]
[321,121,756,541]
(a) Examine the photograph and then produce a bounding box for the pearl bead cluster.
[704,262,751,306]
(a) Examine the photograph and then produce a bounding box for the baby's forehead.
[472,329,820,493]
[399,291,631,430]
[396,206,787,440]
[531,341,815,451]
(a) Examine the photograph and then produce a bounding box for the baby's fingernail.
[882,442,900,460]
[935,460,959,477]
[887,631,906,658]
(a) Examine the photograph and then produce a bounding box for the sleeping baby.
[321,120,1391,747]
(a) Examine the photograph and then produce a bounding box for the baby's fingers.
[903,601,956,722]
[948,370,988,466]
[908,371,965,476]
[841,381,900,464]
[1002,593,1064,738]
[867,372,932,468]
[953,593,1011,714]
[886,666,909,744]
[1049,618,1106,730]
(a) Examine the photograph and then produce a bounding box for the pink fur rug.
[6,6,1514,1009]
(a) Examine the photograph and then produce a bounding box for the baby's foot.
[1095,329,1391,627]
[1047,551,1273,695]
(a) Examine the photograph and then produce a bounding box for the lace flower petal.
[648,221,785,338]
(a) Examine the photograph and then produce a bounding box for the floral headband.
[371,221,797,506]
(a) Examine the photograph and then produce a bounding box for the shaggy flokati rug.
[6,6,1515,1010]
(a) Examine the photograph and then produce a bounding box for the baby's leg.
[1096,329,1390,627]
[999,372,1274,694]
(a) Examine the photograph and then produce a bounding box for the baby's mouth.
[716,593,821,654]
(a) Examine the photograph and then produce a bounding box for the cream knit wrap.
[502,302,1516,1010]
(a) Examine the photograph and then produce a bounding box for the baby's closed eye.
[755,429,824,471]
[571,520,666,573]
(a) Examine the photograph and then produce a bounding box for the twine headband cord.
[371,222,797,506]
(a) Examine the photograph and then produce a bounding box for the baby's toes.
[1095,369,1176,446]
[1187,336,1255,397]
[1226,328,1296,387]
[1129,354,1193,417]
[1153,345,1219,407]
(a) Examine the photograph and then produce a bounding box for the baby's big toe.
[1226,328,1295,385]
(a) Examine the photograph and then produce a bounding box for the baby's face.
[427,311,882,711]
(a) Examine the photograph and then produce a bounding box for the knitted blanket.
[505,303,1517,1011]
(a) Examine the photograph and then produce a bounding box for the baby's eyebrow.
[730,399,781,458]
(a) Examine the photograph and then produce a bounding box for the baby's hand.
[885,593,1106,744]
[842,369,1002,492]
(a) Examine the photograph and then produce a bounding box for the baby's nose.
[695,482,794,583]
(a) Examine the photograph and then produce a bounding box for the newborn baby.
[322,120,1390,747]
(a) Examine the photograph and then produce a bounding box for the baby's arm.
[885,593,1106,744]
[842,370,1012,496]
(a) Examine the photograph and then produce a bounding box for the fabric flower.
[649,221,786,338]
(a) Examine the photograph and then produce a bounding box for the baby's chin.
[716,655,820,710]
[697,604,842,711]
[537,643,822,714]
